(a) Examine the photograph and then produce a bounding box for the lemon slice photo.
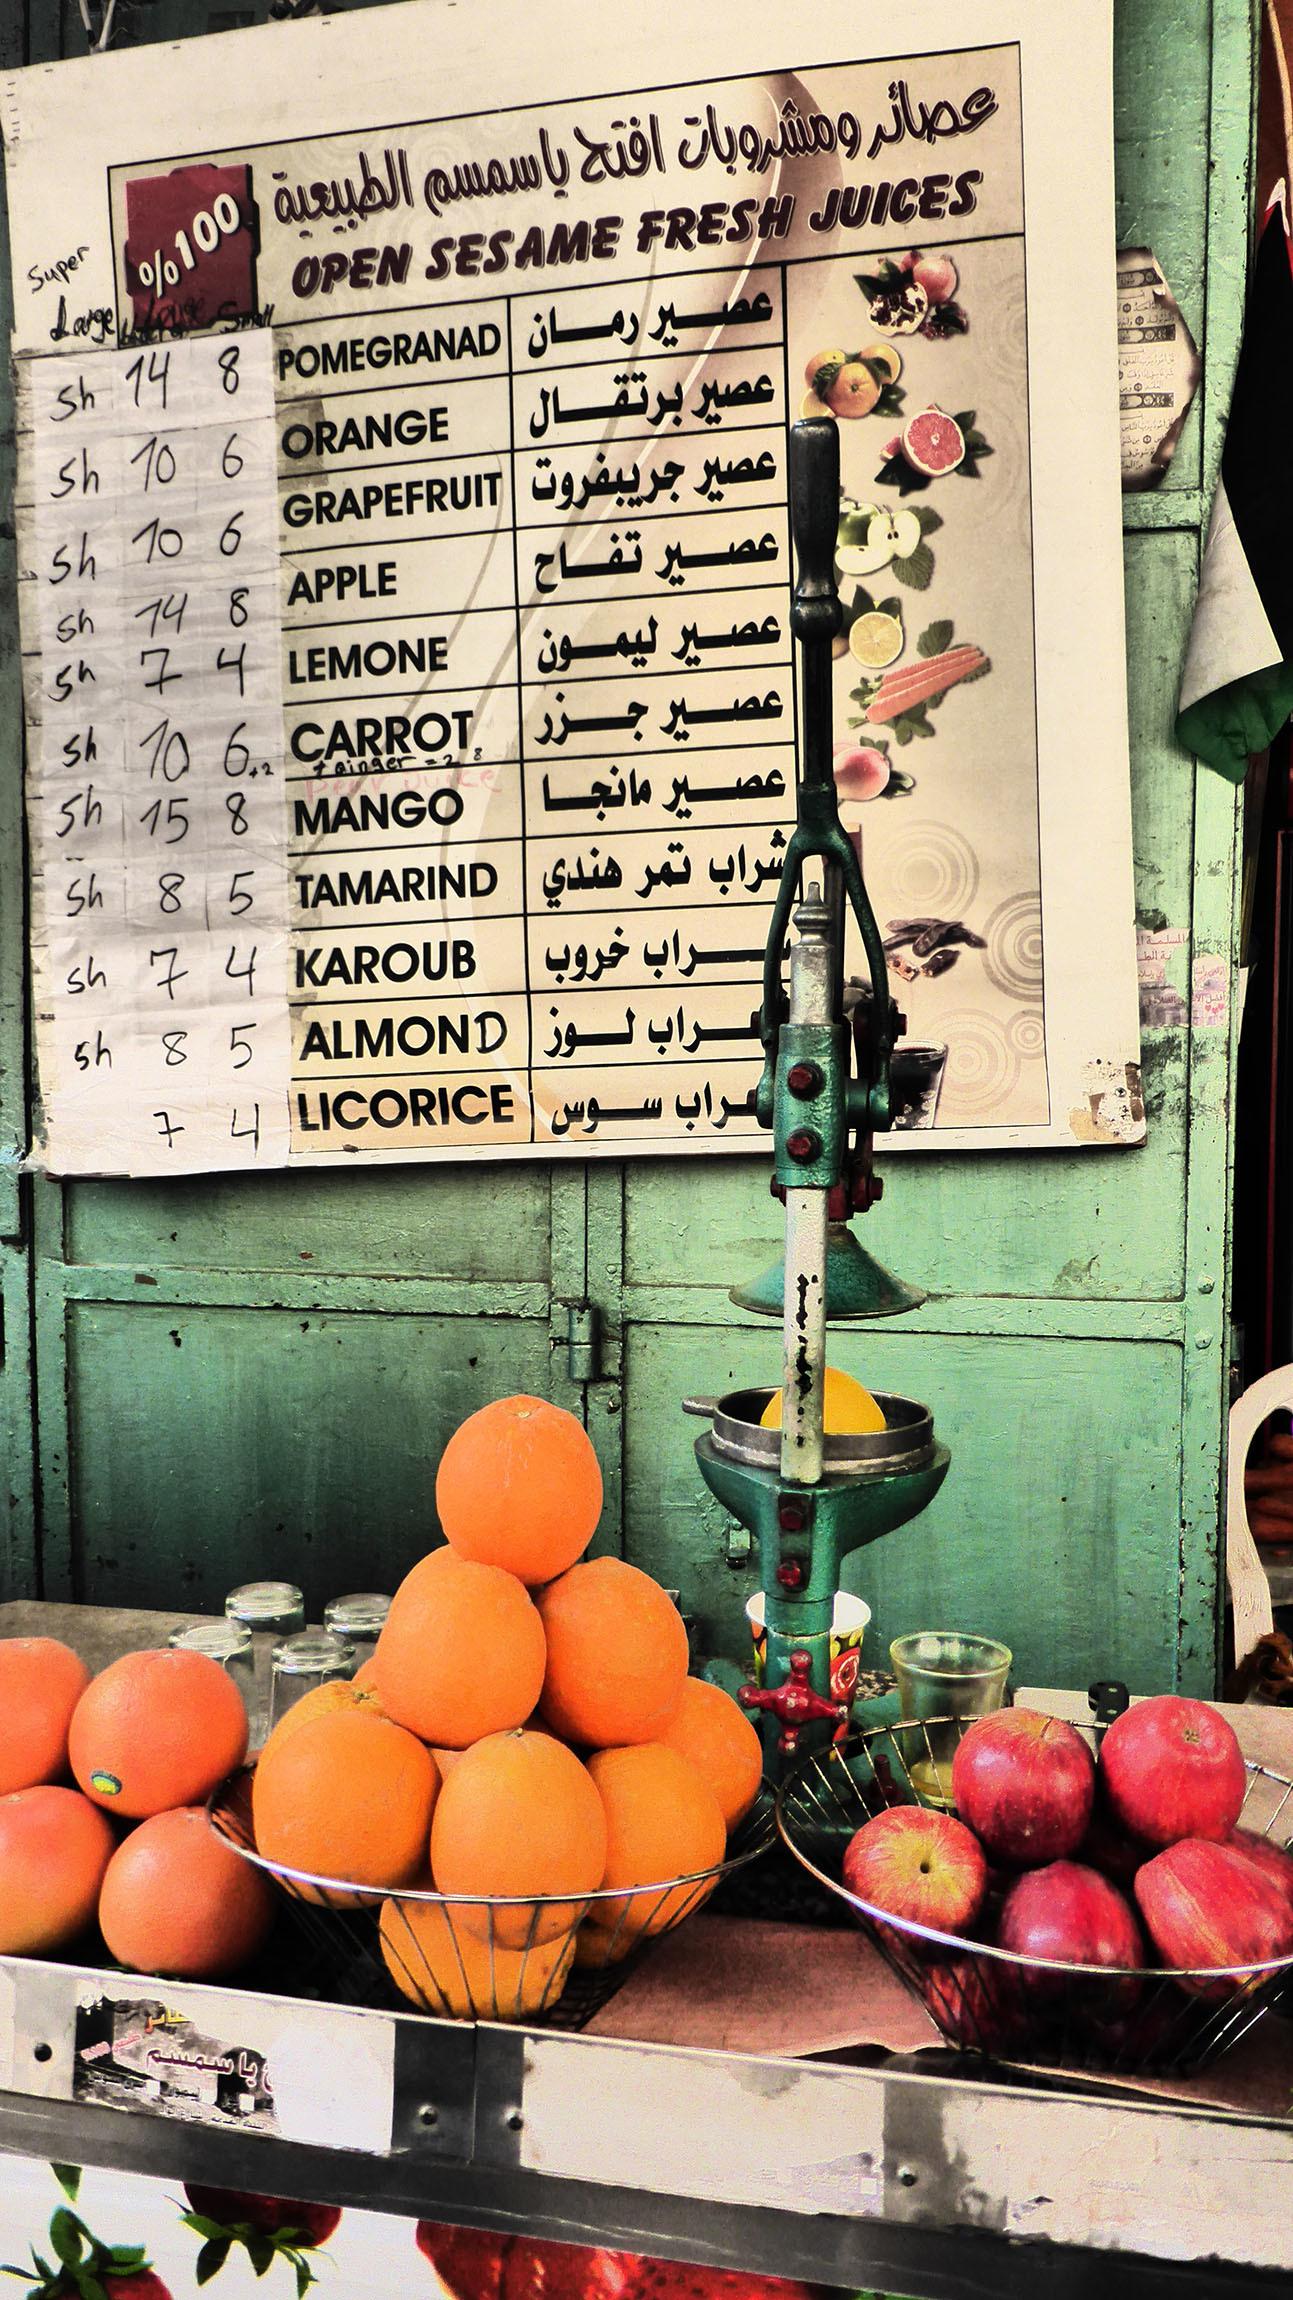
[848,611,904,669]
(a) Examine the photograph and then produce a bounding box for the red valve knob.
[738,1651,848,1756]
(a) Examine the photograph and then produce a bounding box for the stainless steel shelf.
[1,1946,1292,2300]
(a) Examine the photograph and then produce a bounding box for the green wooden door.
[0,0,1250,1693]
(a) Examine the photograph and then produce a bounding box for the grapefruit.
[69,1649,248,1819]
[0,1637,91,1794]
[901,408,966,477]
[99,1805,275,1980]
[0,1784,115,1955]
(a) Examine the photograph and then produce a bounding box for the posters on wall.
[2,0,1141,1172]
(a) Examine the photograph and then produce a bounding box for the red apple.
[998,1860,1145,2006]
[1077,1782,1151,1888]
[950,1707,1095,1866]
[1228,1826,1293,1914]
[922,1953,1032,2053]
[1099,1696,1246,1847]
[1134,1837,1293,1997]
[842,1806,988,1940]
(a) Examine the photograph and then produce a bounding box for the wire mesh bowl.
[776,1717,1293,2076]
[211,1769,775,2031]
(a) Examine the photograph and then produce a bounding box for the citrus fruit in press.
[825,360,881,420]
[0,1784,115,1955]
[98,1804,275,1980]
[760,1367,886,1435]
[379,1891,576,2018]
[655,1676,763,1829]
[68,1647,249,1819]
[429,1726,608,1946]
[435,1393,603,1585]
[370,1543,547,1748]
[0,1635,91,1794]
[537,1556,689,1748]
[900,407,966,476]
[586,1743,726,1935]
[258,1675,388,1757]
[848,612,904,669]
[252,1705,440,1906]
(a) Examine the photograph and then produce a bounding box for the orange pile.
[0,1394,766,2015]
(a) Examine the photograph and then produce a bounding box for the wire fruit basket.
[776,1717,1293,2075]
[211,1769,775,2030]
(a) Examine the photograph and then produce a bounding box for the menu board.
[3,0,1141,1171]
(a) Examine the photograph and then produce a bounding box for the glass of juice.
[889,1631,1012,1807]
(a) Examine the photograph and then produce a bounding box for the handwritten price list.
[278,264,792,1158]
[18,333,289,1173]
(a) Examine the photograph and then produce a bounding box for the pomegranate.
[833,745,890,803]
[182,2186,341,2284]
[1135,1836,1293,1996]
[911,252,959,305]
[1099,1695,1246,1846]
[998,1860,1145,2007]
[842,1805,988,1938]
[951,1707,1095,1865]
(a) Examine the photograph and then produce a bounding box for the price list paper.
[18,336,289,1174]
[3,0,1142,1171]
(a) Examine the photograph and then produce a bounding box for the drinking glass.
[269,1628,357,1733]
[889,1630,1012,1807]
[168,1620,256,1737]
[225,1582,305,1750]
[323,1591,391,1671]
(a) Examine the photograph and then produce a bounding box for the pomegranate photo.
[1099,1695,1246,1846]
[951,1707,1095,1865]
[997,1860,1145,2006]
[842,1804,988,1938]
[1134,1836,1293,1995]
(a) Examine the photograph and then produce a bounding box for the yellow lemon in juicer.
[760,1367,887,1435]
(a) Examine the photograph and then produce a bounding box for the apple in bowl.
[842,1806,988,1944]
[950,1707,1095,1867]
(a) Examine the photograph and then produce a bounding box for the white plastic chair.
[1227,1368,1284,1668]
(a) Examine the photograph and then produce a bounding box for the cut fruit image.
[849,612,904,669]
[833,743,891,802]
[859,339,903,385]
[901,408,966,476]
[867,278,929,334]
[837,498,883,548]
[801,388,831,418]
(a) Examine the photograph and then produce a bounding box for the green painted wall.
[0,0,1250,1700]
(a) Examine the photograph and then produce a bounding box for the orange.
[252,1706,440,1906]
[259,1677,388,1757]
[69,1649,249,1819]
[572,1920,640,1970]
[586,1745,725,1935]
[371,1546,546,1750]
[436,1395,603,1586]
[379,1892,576,2018]
[655,1677,764,1829]
[0,1785,115,1955]
[430,1728,607,1946]
[98,1806,275,1980]
[0,1637,91,1794]
[537,1558,688,1748]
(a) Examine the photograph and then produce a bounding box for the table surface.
[2,1603,1292,2300]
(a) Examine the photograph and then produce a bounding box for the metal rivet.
[506,2110,524,2132]
[896,2164,919,2188]
[1194,1332,1213,1351]
[418,2104,438,2127]
[1198,1276,1216,1295]
[32,2043,52,2065]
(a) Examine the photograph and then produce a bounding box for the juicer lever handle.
[680,1396,718,1418]
[788,420,844,659]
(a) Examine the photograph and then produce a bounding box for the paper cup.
[745,1590,872,1706]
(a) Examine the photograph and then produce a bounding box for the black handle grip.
[789,419,843,648]
[1088,1679,1130,1737]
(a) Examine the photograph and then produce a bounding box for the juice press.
[684,419,950,1765]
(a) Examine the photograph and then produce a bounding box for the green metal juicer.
[685,419,950,1765]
